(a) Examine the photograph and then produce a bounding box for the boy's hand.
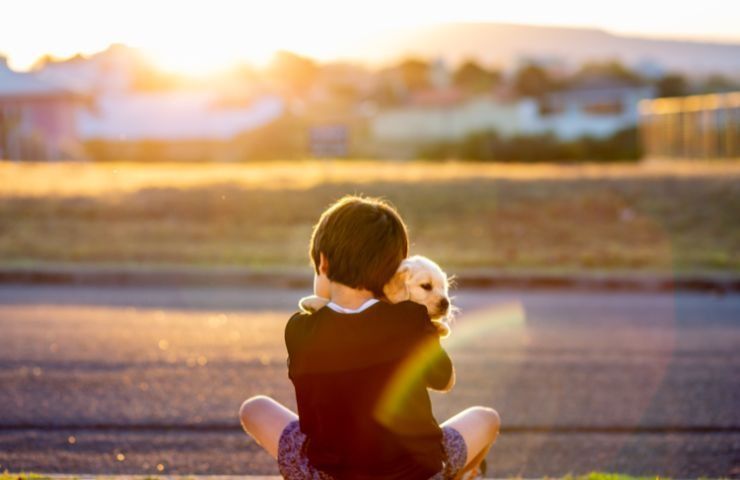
[299,295,330,314]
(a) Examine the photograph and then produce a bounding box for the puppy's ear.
[383,263,410,303]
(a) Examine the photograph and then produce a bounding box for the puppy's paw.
[432,320,451,338]
[299,295,330,314]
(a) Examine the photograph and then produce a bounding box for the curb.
[0,266,738,293]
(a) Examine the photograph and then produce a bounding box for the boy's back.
[285,300,453,480]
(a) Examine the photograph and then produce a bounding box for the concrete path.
[1,284,738,478]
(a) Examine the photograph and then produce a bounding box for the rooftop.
[0,56,87,100]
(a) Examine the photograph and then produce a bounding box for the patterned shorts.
[277,420,468,480]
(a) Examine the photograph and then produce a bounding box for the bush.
[419,127,641,162]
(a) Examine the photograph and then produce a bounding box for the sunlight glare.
[445,301,526,349]
[2,0,739,72]
[373,301,526,432]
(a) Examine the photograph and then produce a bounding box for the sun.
[142,42,276,77]
[137,19,284,77]
[122,3,402,77]
[121,4,315,77]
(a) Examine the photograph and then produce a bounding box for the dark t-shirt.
[285,299,454,480]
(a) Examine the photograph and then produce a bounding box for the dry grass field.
[1,159,739,273]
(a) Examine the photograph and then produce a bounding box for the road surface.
[0,285,738,477]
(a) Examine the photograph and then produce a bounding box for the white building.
[530,78,655,140]
[34,44,138,94]
[371,79,654,146]
[371,88,529,143]
[78,92,284,141]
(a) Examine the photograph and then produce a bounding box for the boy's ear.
[384,263,410,303]
[319,252,329,275]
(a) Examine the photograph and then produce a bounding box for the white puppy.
[299,255,455,337]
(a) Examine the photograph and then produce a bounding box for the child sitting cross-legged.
[239,195,500,480]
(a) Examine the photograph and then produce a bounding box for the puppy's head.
[383,255,453,320]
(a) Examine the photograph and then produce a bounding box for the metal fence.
[639,91,739,159]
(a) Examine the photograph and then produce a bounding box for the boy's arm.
[299,295,330,314]
[441,366,456,391]
[424,338,455,391]
[284,311,306,376]
[412,304,455,391]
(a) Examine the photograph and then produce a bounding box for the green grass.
[1,160,739,274]
[1,474,51,480]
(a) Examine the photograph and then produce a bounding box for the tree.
[576,60,644,86]
[267,51,319,94]
[396,58,431,91]
[656,73,689,97]
[513,64,553,98]
[701,74,739,94]
[453,60,501,93]
[371,79,404,107]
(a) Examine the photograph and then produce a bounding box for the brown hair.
[309,195,409,297]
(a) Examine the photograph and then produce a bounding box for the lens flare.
[373,334,445,431]
[373,300,526,430]
[444,300,526,349]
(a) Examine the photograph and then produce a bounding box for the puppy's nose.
[439,298,450,311]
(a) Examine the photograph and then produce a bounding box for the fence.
[639,91,739,159]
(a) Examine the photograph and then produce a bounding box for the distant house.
[33,44,138,94]
[78,91,284,141]
[371,87,525,145]
[531,77,654,140]
[28,46,286,150]
[370,78,654,153]
[0,57,89,160]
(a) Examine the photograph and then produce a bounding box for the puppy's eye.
[421,283,432,291]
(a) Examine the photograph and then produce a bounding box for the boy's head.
[310,195,409,297]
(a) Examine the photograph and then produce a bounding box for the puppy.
[299,255,455,337]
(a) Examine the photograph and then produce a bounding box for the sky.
[2,0,739,74]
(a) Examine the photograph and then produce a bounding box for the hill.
[350,22,740,77]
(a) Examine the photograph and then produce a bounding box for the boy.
[240,195,499,480]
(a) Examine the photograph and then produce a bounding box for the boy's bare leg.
[239,395,298,459]
[441,406,500,479]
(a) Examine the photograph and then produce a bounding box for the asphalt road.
[0,284,738,477]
